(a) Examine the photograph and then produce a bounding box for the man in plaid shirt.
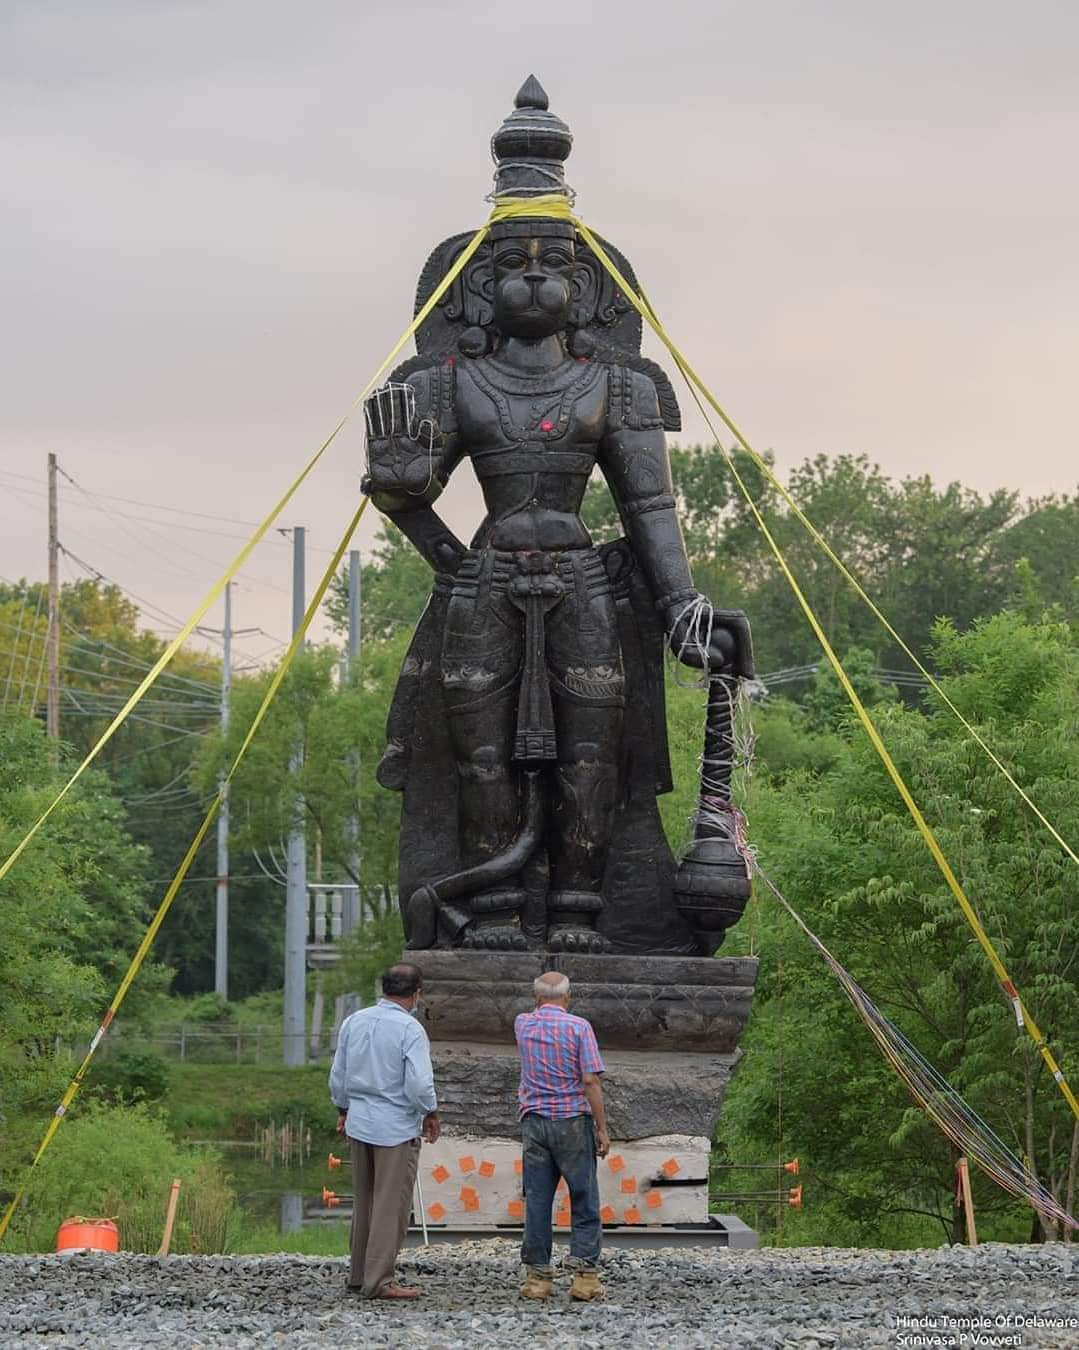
[514,971,610,1302]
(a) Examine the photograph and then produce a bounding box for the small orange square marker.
[645,1190,663,1209]
[463,1194,481,1212]
[513,1158,524,1176]
[555,1210,571,1227]
[460,1185,479,1206]
[431,1164,450,1184]
[620,1177,637,1194]
[661,1157,681,1178]
[624,1206,642,1225]
[600,1205,616,1223]
[458,1155,476,1173]
[507,1199,524,1218]
[478,1160,496,1178]
[607,1154,625,1174]
[427,1202,446,1222]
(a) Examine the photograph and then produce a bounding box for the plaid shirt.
[514,1004,605,1120]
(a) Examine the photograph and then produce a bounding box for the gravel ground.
[1,1241,1076,1349]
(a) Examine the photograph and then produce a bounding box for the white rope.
[364,382,439,497]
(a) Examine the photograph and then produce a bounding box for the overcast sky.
[2,0,1077,658]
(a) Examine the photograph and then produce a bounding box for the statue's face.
[492,234,576,339]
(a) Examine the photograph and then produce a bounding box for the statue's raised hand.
[665,597,754,679]
[361,382,446,506]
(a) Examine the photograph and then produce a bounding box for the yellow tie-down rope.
[0,225,496,1242]
[557,210,1079,1124]
[0,223,491,893]
[3,192,1075,1243]
[0,497,368,1242]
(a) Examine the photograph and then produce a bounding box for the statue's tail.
[406,769,545,948]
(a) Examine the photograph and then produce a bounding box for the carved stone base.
[431,1041,741,1140]
[416,950,758,1054]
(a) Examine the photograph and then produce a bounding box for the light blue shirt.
[329,999,438,1146]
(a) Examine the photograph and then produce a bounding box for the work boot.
[569,1270,605,1301]
[520,1270,554,1300]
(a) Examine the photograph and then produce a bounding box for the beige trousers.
[349,1135,420,1295]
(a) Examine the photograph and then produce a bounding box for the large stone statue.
[364,76,753,960]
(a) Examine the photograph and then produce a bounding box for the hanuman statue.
[363,77,753,957]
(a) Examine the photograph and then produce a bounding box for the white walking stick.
[414,1169,429,1245]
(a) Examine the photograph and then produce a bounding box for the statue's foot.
[546,926,611,955]
[461,924,529,952]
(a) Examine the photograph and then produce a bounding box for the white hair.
[534,973,570,1000]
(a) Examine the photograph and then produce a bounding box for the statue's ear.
[461,245,495,327]
[414,234,496,355]
[569,251,601,329]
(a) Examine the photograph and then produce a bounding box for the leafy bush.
[4,1100,239,1254]
[185,992,233,1024]
[91,1051,170,1104]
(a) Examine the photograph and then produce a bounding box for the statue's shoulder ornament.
[387,352,459,429]
[584,342,677,435]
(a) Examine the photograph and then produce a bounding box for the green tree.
[720,611,1079,1245]
[0,715,167,1134]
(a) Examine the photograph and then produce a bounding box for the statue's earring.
[568,329,596,360]
[458,326,491,358]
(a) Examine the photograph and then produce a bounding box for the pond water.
[210,1141,342,1232]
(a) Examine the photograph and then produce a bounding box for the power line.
[105,729,209,764]
[0,468,339,554]
[61,622,219,695]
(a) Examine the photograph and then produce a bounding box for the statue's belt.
[450,545,627,763]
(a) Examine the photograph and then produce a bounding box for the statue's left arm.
[598,367,752,675]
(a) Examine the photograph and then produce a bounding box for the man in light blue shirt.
[329,962,439,1299]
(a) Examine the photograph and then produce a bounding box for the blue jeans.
[520,1112,601,1274]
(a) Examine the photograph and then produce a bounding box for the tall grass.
[4,1101,240,1254]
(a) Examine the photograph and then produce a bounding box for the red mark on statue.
[540,420,555,432]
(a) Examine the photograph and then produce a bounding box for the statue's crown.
[490,75,574,203]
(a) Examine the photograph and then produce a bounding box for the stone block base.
[417,1132,710,1229]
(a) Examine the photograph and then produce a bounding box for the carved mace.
[672,672,753,955]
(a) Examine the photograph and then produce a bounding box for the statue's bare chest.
[455,358,607,456]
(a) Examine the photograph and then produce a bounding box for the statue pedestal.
[414,950,758,1234]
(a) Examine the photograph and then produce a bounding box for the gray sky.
[3,0,1078,656]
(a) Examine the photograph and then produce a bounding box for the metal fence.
[79,1025,335,1065]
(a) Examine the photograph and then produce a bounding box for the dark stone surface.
[430,1041,740,1140]
[416,949,758,1053]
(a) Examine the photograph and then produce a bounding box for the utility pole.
[214,582,232,1002]
[46,453,60,750]
[344,549,362,934]
[196,594,253,1002]
[283,527,307,1066]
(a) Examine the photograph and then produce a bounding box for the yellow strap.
[564,214,1078,1122]
[488,194,575,224]
[495,191,1069,863]
[0,223,490,891]
[0,222,502,1243]
[0,497,370,1244]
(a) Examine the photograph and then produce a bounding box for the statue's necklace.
[469,357,601,442]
